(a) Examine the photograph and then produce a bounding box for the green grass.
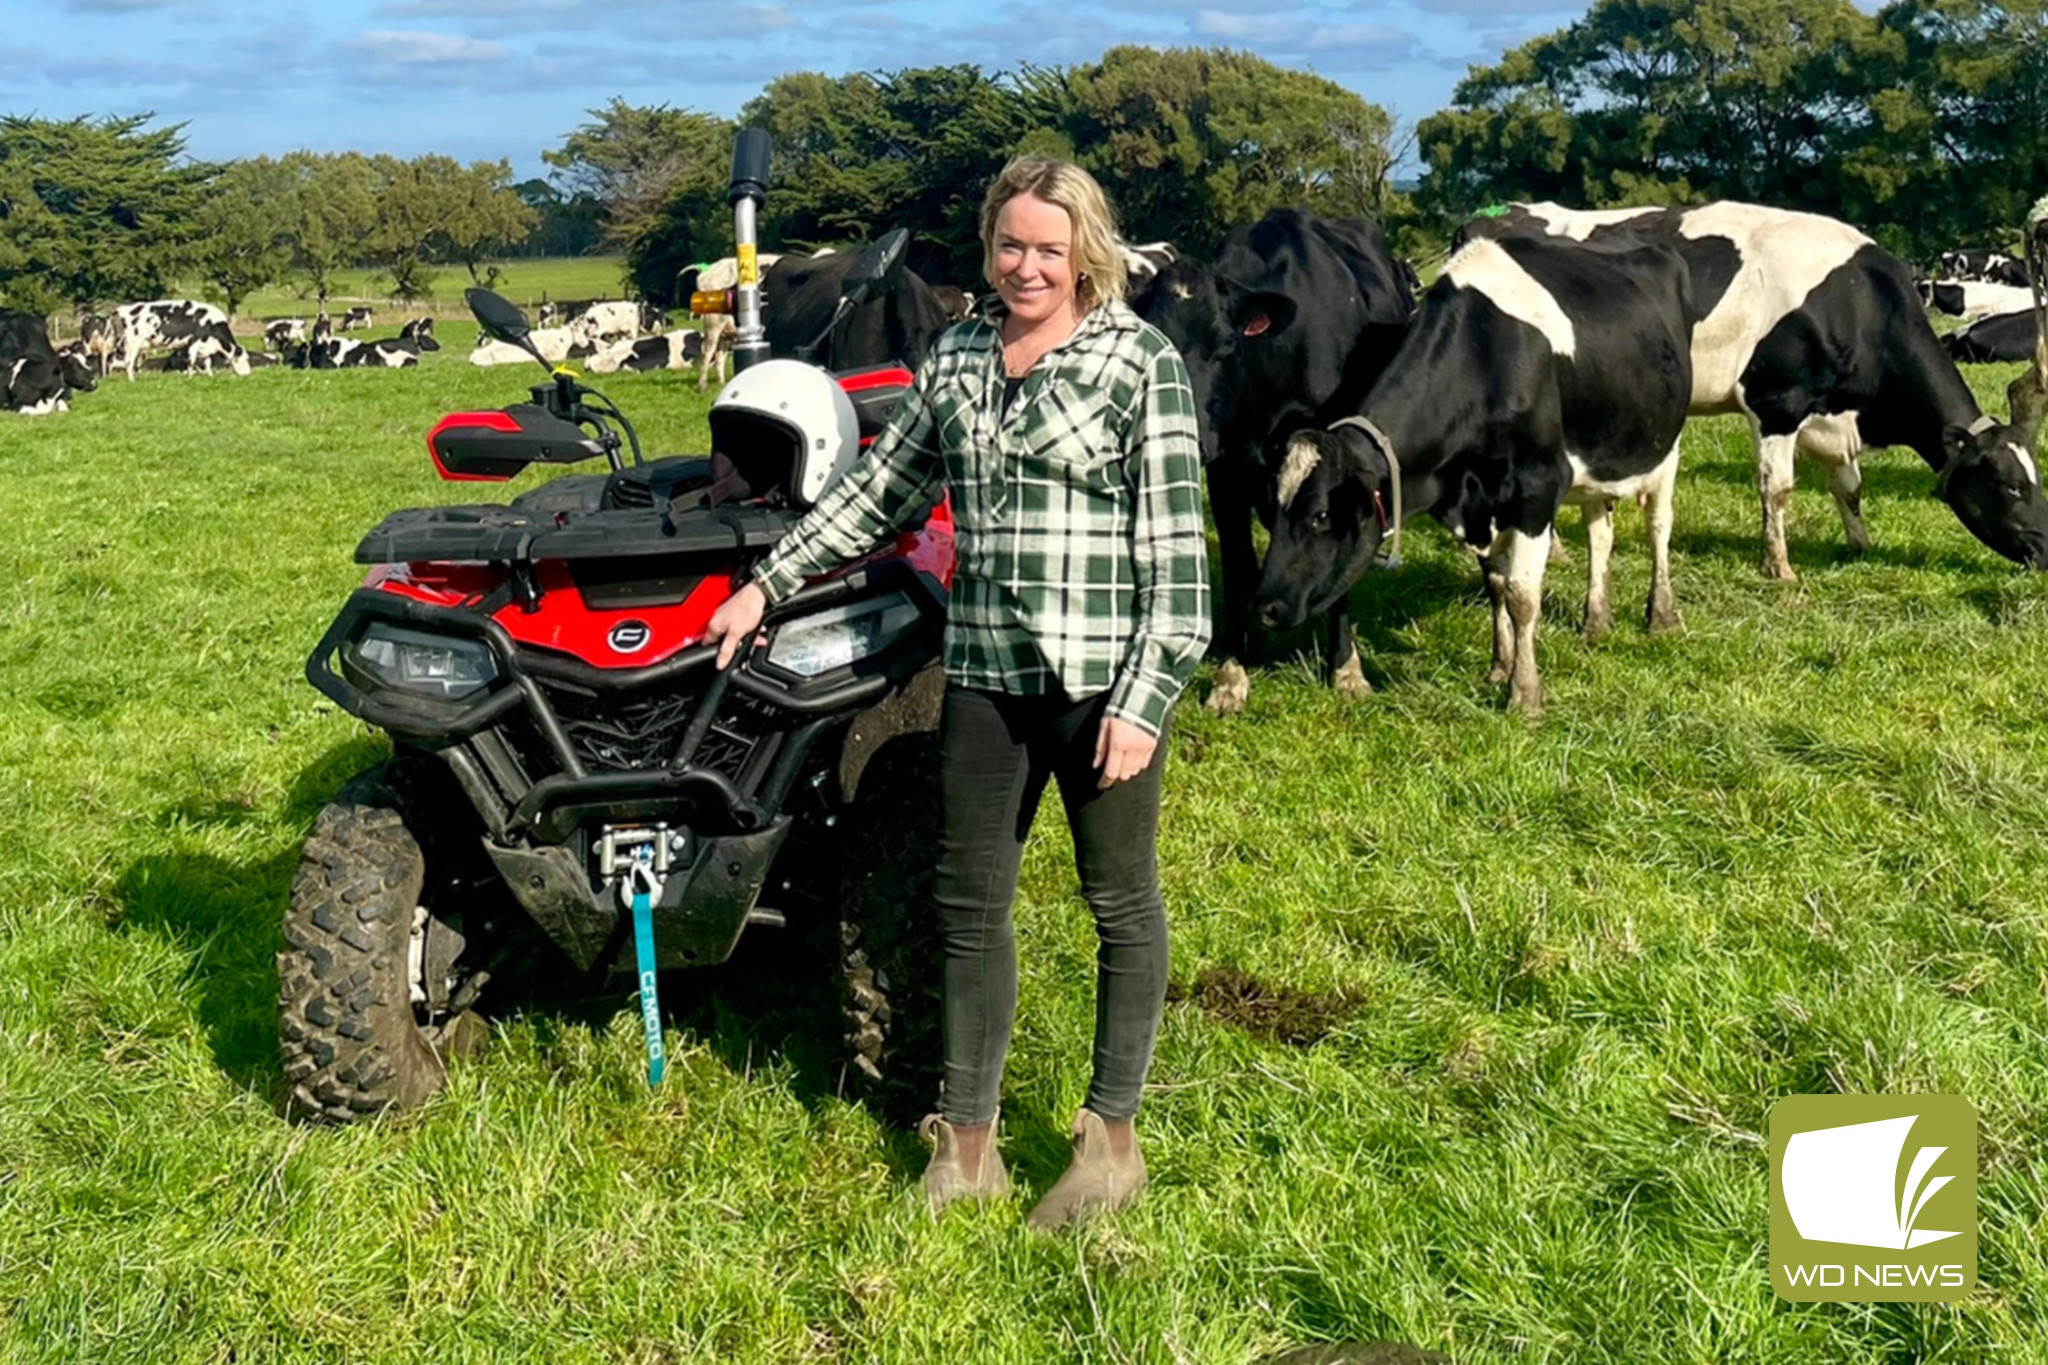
[3,348,2047,1363]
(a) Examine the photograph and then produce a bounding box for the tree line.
[2,1,2042,318]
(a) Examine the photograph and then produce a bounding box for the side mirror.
[467,288,533,347]
[842,228,909,308]
[730,128,771,206]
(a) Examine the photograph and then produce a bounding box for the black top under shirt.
[1001,374,1024,416]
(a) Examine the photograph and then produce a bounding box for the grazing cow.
[762,248,950,372]
[111,300,252,379]
[264,318,307,351]
[1945,309,2039,364]
[929,285,975,322]
[77,314,116,377]
[1941,250,2030,288]
[1462,201,2048,575]
[398,316,440,351]
[340,307,374,331]
[2,310,97,413]
[1131,208,1416,713]
[1257,234,1697,715]
[1922,279,2034,321]
[468,327,598,367]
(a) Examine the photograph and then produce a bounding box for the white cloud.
[347,29,510,64]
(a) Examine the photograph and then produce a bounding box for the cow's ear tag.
[1241,315,1271,338]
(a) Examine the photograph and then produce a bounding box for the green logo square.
[1769,1094,1976,1302]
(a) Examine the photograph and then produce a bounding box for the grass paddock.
[1,345,2045,1362]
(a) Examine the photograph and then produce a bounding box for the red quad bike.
[281,130,954,1122]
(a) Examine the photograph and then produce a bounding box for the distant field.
[170,256,636,332]
[2,344,2046,1362]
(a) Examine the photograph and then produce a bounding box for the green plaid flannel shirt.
[752,300,1211,737]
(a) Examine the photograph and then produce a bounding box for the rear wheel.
[278,763,489,1122]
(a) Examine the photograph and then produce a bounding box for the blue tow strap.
[627,861,665,1086]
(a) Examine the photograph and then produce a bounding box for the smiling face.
[992,193,1079,330]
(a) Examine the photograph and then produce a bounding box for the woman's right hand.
[702,581,767,669]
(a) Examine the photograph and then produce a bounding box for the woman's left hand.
[1094,716,1157,788]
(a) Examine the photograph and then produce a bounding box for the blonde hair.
[979,157,1128,315]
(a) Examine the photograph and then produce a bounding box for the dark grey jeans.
[933,685,1171,1126]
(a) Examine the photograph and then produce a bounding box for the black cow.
[2,310,97,413]
[1130,208,1415,713]
[929,285,975,323]
[1462,202,2048,575]
[1257,235,1697,715]
[762,248,950,373]
[1945,309,2040,364]
[399,317,440,351]
[112,300,252,379]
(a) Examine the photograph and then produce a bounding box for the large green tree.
[1023,47,1401,254]
[1417,0,1896,220]
[277,151,377,312]
[193,156,293,318]
[0,112,212,313]
[545,99,732,253]
[436,159,537,282]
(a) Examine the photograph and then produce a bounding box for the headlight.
[765,592,923,679]
[344,624,500,700]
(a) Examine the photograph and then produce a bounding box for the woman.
[703,157,1209,1227]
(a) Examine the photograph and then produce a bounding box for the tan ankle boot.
[1024,1109,1147,1229]
[918,1114,1012,1213]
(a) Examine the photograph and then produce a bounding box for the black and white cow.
[638,301,667,335]
[468,327,598,367]
[111,300,252,379]
[1118,240,1178,282]
[567,300,640,343]
[1256,234,1697,715]
[1461,202,2048,575]
[1130,208,1416,712]
[1944,310,2040,364]
[340,307,374,331]
[535,302,560,328]
[929,285,975,323]
[264,318,307,351]
[77,314,115,377]
[586,330,706,374]
[1922,279,2034,321]
[399,317,440,351]
[2,310,97,413]
[1941,249,2029,288]
[290,336,421,369]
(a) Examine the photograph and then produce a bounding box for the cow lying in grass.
[1255,233,1696,715]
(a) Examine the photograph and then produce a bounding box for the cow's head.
[1130,260,1297,466]
[1937,419,2048,569]
[226,342,252,377]
[57,345,97,394]
[1255,424,1394,629]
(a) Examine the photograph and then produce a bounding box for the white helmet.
[708,359,860,509]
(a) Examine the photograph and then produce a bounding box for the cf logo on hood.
[608,620,651,653]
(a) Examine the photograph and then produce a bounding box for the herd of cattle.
[5,203,2043,718]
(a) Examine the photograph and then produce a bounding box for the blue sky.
[0,0,1587,176]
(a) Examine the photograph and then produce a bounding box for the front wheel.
[278,767,478,1122]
